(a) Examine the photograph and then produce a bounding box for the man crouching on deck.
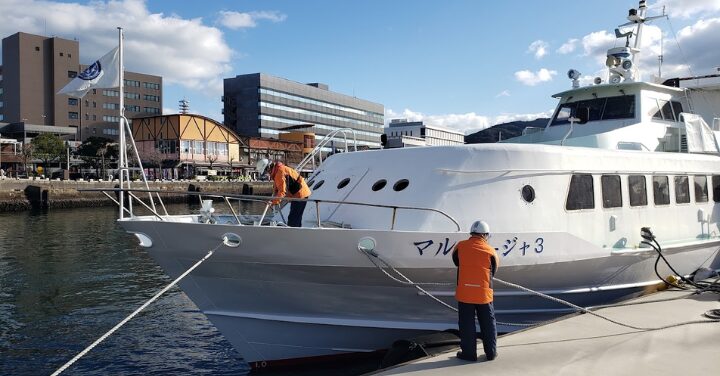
[452,220,498,361]
[256,158,311,227]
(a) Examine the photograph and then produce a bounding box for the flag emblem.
[79,61,102,80]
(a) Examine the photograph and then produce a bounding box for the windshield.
[551,95,635,126]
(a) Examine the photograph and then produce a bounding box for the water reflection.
[0,205,249,375]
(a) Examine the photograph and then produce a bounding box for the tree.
[78,137,117,175]
[21,143,34,176]
[207,153,218,171]
[229,155,236,178]
[32,133,65,173]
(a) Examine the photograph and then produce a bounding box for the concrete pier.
[0,179,273,212]
[371,288,720,375]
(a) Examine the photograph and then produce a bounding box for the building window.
[628,175,647,206]
[35,46,40,51]
[60,52,64,57]
[0,114,4,121]
[85,114,89,120]
[653,176,670,205]
[68,98,78,106]
[68,71,77,78]
[69,112,79,119]
[566,174,594,210]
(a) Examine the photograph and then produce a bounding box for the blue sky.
[1,0,719,134]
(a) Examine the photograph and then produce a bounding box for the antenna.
[658,31,664,78]
[179,98,190,114]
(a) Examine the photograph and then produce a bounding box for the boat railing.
[713,118,720,131]
[295,128,358,172]
[79,187,462,232]
[522,127,543,135]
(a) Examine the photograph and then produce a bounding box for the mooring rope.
[51,242,224,376]
[358,248,720,331]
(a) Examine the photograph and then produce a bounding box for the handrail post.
[391,207,397,230]
[316,201,321,228]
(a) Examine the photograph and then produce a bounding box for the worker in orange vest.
[256,159,311,227]
[452,220,498,361]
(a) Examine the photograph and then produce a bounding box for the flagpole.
[118,27,125,219]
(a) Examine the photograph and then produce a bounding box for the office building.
[384,119,465,148]
[0,32,162,141]
[223,73,384,148]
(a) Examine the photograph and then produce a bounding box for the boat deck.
[370,287,720,375]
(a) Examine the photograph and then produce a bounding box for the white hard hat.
[255,158,270,174]
[470,220,490,234]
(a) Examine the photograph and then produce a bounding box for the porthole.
[337,178,351,189]
[372,179,387,191]
[313,180,325,190]
[521,185,535,203]
[393,179,410,192]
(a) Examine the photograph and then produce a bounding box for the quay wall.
[0,179,273,212]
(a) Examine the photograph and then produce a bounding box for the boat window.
[674,176,690,204]
[521,185,536,203]
[650,99,663,120]
[713,176,720,202]
[653,176,670,205]
[672,101,684,119]
[694,175,708,203]
[393,179,410,192]
[602,95,636,120]
[372,179,387,191]
[601,175,622,208]
[307,180,315,188]
[337,178,351,189]
[659,100,675,121]
[566,174,594,210]
[551,95,635,126]
[313,180,325,190]
[628,175,647,206]
[552,104,574,125]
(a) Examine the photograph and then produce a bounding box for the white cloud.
[527,40,549,59]
[653,0,720,19]
[557,38,578,54]
[385,108,554,135]
[0,0,276,99]
[514,68,557,86]
[581,30,616,57]
[495,90,510,97]
[218,10,287,29]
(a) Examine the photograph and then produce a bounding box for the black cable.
[641,238,720,293]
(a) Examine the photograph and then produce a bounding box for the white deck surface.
[372,288,720,376]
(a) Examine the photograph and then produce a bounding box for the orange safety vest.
[454,236,499,304]
[271,164,311,204]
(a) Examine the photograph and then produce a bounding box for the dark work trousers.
[288,200,307,227]
[458,301,497,360]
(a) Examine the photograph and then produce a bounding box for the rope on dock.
[359,247,720,330]
[51,241,224,376]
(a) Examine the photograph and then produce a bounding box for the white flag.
[58,47,120,98]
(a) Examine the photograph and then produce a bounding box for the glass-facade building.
[223,73,384,148]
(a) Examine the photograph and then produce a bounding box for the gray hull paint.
[119,219,720,363]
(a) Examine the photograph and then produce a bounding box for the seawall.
[0,179,273,212]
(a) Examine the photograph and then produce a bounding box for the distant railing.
[522,127,543,136]
[295,128,358,172]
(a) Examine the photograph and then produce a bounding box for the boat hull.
[118,218,720,364]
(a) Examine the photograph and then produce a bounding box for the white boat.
[107,1,720,369]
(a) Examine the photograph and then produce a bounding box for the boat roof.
[552,81,685,99]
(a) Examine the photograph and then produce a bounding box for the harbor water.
[0,205,252,375]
